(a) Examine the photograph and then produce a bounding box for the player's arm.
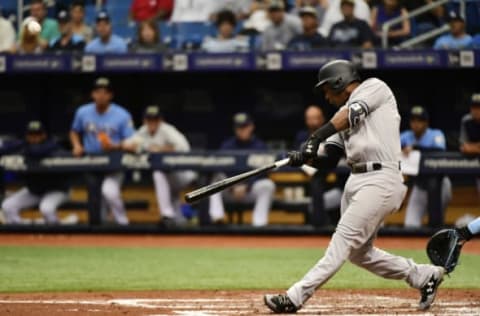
[69,131,84,157]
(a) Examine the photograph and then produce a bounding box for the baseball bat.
[185,158,290,204]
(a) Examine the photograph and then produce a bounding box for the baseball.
[27,20,41,34]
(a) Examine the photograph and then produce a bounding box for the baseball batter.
[264,60,444,313]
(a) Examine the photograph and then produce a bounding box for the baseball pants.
[404,177,452,228]
[153,170,197,218]
[101,173,129,225]
[2,187,68,224]
[209,176,275,226]
[287,168,439,307]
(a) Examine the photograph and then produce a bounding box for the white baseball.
[27,20,42,34]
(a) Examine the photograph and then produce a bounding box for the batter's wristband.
[311,122,337,142]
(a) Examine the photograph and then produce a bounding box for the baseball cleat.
[264,294,298,314]
[418,266,445,310]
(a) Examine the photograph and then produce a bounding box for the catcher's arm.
[426,228,471,274]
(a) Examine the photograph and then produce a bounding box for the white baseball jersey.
[325,78,402,165]
[127,122,190,153]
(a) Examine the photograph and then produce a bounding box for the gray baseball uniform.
[286,78,440,307]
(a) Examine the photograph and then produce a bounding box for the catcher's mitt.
[426,229,465,274]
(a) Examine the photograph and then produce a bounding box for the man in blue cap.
[401,106,451,228]
[209,113,275,226]
[84,11,127,54]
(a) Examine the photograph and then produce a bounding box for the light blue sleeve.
[430,130,446,150]
[433,37,444,50]
[71,108,83,132]
[467,217,480,235]
[115,37,128,53]
[84,41,95,53]
[400,131,410,147]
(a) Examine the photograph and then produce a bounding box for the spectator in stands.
[293,105,343,227]
[28,0,60,46]
[460,93,480,198]
[209,113,275,226]
[405,0,445,36]
[433,11,472,50]
[328,0,373,48]
[261,0,302,51]
[11,18,44,54]
[370,0,410,46]
[290,0,328,24]
[123,106,196,227]
[288,6,328,50]
[201,10,249,52]
[85,11,128,54]
[70,77,134,225]
[401,106,451,228]
[1,121,70,225]
[319,0,370,37]
[0,6,16,53]
[130,0,174,22]
[70,1,93,42]
[129,20,168,53]
[48,10,85,53]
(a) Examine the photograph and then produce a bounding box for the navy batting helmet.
[314,60,360,93]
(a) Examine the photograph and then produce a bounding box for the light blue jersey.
[84,34,128,54]
[468,217,480,235]
[433,34,472,50]
[400,128,446,150]
[71,103,134,154]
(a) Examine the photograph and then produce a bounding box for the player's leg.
[404,185,427,228]
[441,176,452,213]
[152,170,176,219]
[250,178,275,227]
[101,173,128,225]
[1,188,40,224]
[208,173,227,222]
[38,191,69,224]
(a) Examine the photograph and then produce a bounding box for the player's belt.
[350,161,401,174]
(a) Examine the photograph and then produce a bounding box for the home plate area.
[0,290,479,316]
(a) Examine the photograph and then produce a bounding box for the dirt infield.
[0,234,479,315]
[0,289,479,316]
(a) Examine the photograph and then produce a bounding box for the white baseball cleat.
[418,266,445,310]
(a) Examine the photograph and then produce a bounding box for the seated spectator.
[290,0,328,23]
[201,10,248,52]
[70,1,94,42]
[261,0,302,51]
[401,106,451,228]
[28,0,60,47]
[460,93,480,198]
[11,18,44,54]
[209,113,275,226]
[328,0,374,48]
[293,105,343,227]
[288,6,328,51]
[123,106,196,227]
[371,0,410,46]
[319,0,370,37]
[0,6,16,53]
[129,20,168,53]
[85,11,128,54]
[170,0,218,22]
[48,10,85,53]
[1,121,70,225]
[70,77,134,225]
[405,0,445,35]
[471,34,480,49]
[433,12,472,50]
[130,0,174,22]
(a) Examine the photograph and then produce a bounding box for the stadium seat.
[83,4,98,25]
[159,21,174,46]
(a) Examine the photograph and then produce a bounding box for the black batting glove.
[288,151,306,167]
[302,136,321,159]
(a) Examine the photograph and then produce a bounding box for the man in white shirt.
[0,8,15,52]
[319,0,370,37]
[123,106,196,226]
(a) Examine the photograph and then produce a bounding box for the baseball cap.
[57,9,70,23]
[471,93,480,107]
[144,105,163,119]
[96,10,110,23]
[26,120,45,134]
[93,77,113,91]
[447,11,465,22]
[410,106,429,121]
[299,6,318,18]
[233,112,253,127]
[268,0,285,11]
[341,0,355,6]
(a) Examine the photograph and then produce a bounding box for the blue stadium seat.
[1,0,17,12]
[113,23,136,43]
[171,22,215,50]
[159,22,174,45]
[84,4,98,25]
